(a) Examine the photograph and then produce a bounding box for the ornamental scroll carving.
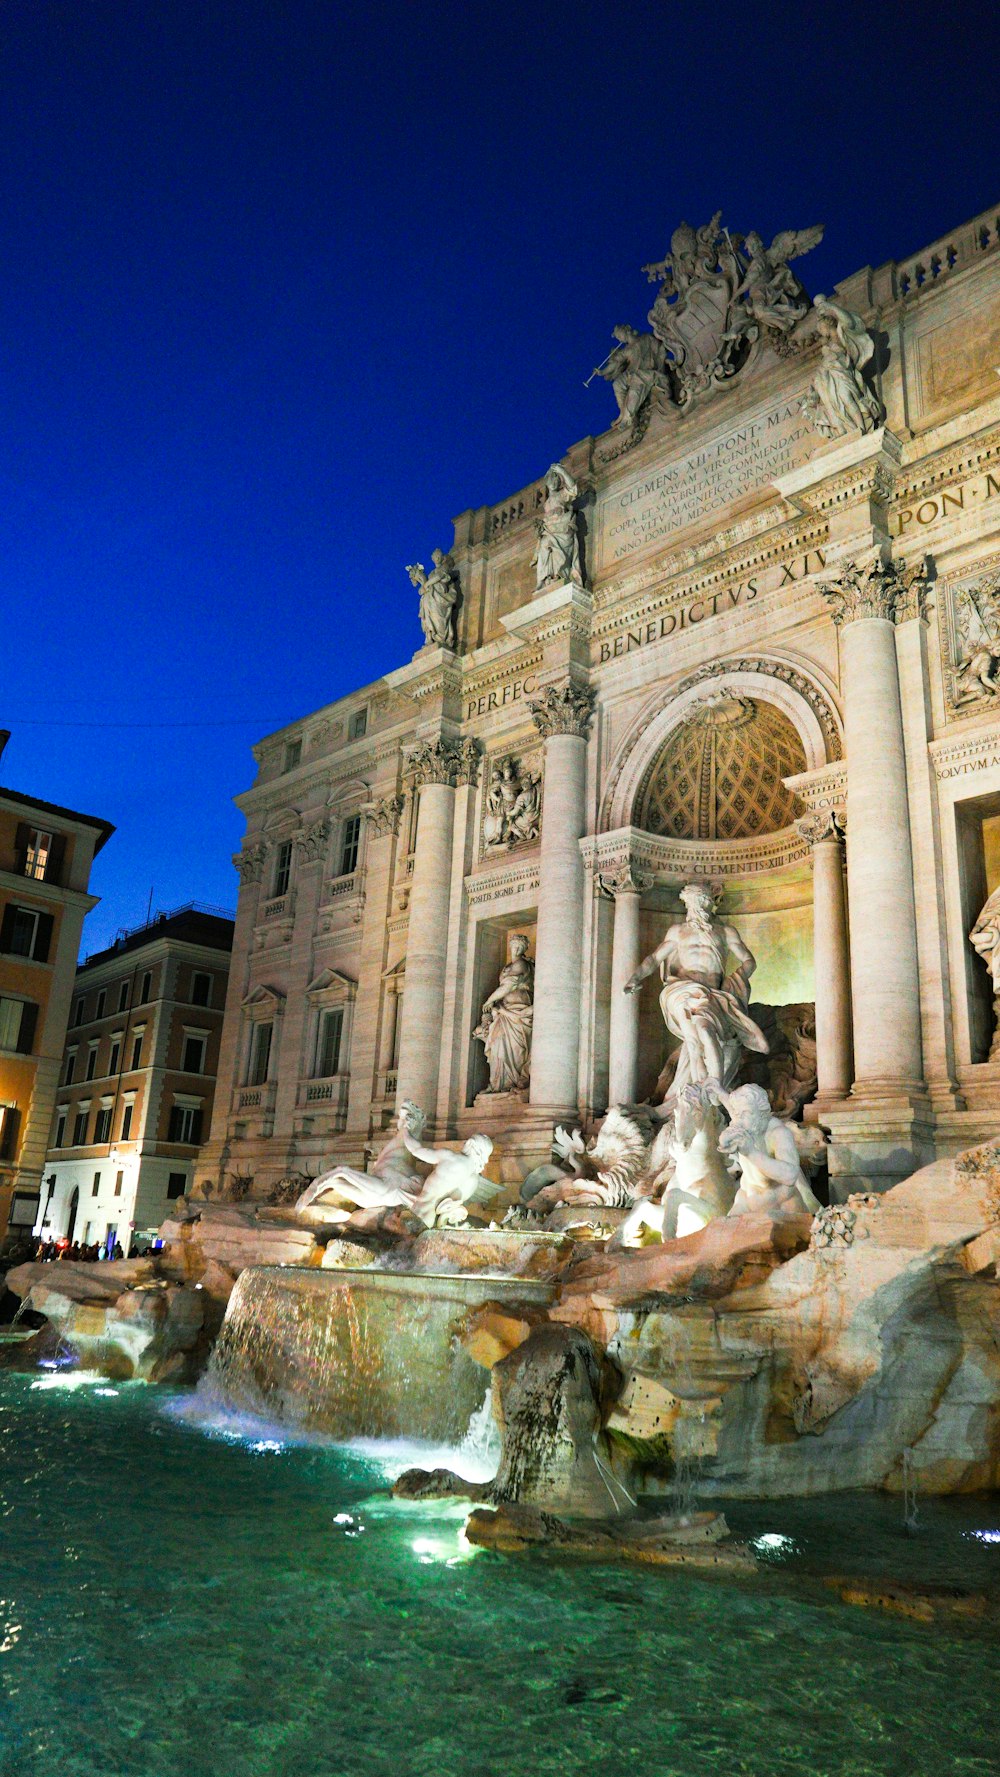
[403,737,482,788]
[233,841,268,884]
[795,808,846,845]
[528,682,596,739]
[819,555,931,628]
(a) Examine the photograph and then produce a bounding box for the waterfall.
[208,1265,552,1445]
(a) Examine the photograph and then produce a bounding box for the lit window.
[340,815,362,876]
[24,829,52,880]
[316,1008,343,1078]
[273,841,292,899]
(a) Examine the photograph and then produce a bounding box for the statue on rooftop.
[407,548,460,651]
[532,463,585,592]
[624,882,769,1100]
[591,324,671,430]
[733,226,824,334]
[802,296,883,439]
[473,934,534,1094]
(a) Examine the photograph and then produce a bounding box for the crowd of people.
[33,1238,125,1263]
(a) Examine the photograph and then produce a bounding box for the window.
[0,1105,19,1162]
[110,1037,123,1077]
[73,998,85,1027]
[139,971,152,1005]
[94,1106,113,1143]
[283,739,302,772]
[62,1047,77,1086]
[248,1021,272,1086]
[273,840,292,899]
[182,1033,207,1075]
[95,989,106,1019]
[167,1103,202,1143]
[339,814,362,877]
[118,981,129,1012]
[24,829,52,880]
[86,1043,99,1081]
[349,707,368,740]
[0,997,38,1055]
[191,971,211,1007]
[54,1108,66,1149]
[114,1170,124,1197]
[130,1030,144,1071]
[92,1170,101,1196]
[315,1007,343,1078]
[167,1171,187,1199]
[73,1107,89,1146]
[120,1101,133,1141]
[0,905,53,963]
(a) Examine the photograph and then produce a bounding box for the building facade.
[202,200,1000,1203]
[0,738,113,1240]
[40,906,233,1251]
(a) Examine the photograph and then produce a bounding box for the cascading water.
[207,1264,554,1444]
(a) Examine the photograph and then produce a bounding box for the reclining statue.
[296,1101,498,1230]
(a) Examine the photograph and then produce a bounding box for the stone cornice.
[930,729,1000,782]
[580,823,809,880]
[784,760,848,813]
[465,856,541,907]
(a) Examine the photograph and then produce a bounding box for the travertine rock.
[490,1324,622,1519]
[5,1261,204,1381]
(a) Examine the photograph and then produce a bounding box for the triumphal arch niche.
[209,200,1000,1203]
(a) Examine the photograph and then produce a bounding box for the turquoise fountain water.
[1,1369,998,1777]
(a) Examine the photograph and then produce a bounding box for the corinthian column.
[600,866,651,1105]
[394,739,479,1122]
[527,682,595,1115]
[819,558,923,1093]
[796,810,852,1105]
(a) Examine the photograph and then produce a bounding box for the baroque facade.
[201,200,1000,1202]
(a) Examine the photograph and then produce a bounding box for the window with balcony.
[315,1008,343,1078]
[339,814,362,877]
[272,841,292,899]
[247,1021,272,1086]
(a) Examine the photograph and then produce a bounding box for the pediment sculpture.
[590,213,824,424]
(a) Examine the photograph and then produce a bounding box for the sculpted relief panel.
[482,753,543,856]
[942,570,1000,711]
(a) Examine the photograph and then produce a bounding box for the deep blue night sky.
[3,0,999,953]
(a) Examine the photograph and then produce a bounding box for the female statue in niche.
[532,462,584,592]
[473,934,534,1094]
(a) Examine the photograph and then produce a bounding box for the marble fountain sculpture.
[8,881,1000,1558]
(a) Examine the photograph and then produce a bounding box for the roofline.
[0,786,115,853]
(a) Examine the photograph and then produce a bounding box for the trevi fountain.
[7,199,1000,1776]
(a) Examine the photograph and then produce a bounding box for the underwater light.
[250,1439,283,1454]
[751,1532,798,1557]
[968,1529,1000,1544]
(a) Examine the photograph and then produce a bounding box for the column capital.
[364,793,405,837]
[598,864,654,899]
[403,736,481,788]
[233,840,268,884]
[796,808,846,846]
[294,817,331,863]
[819,555,906,627]
[528,680,595,739]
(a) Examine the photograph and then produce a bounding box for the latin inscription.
[890,470,1000,537]
[465,674,537,721]
[594,549,827,665]
[598,401,814,567]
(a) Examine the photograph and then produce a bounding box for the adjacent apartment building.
[0,735,114,1240]
[39,905,233,1253]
